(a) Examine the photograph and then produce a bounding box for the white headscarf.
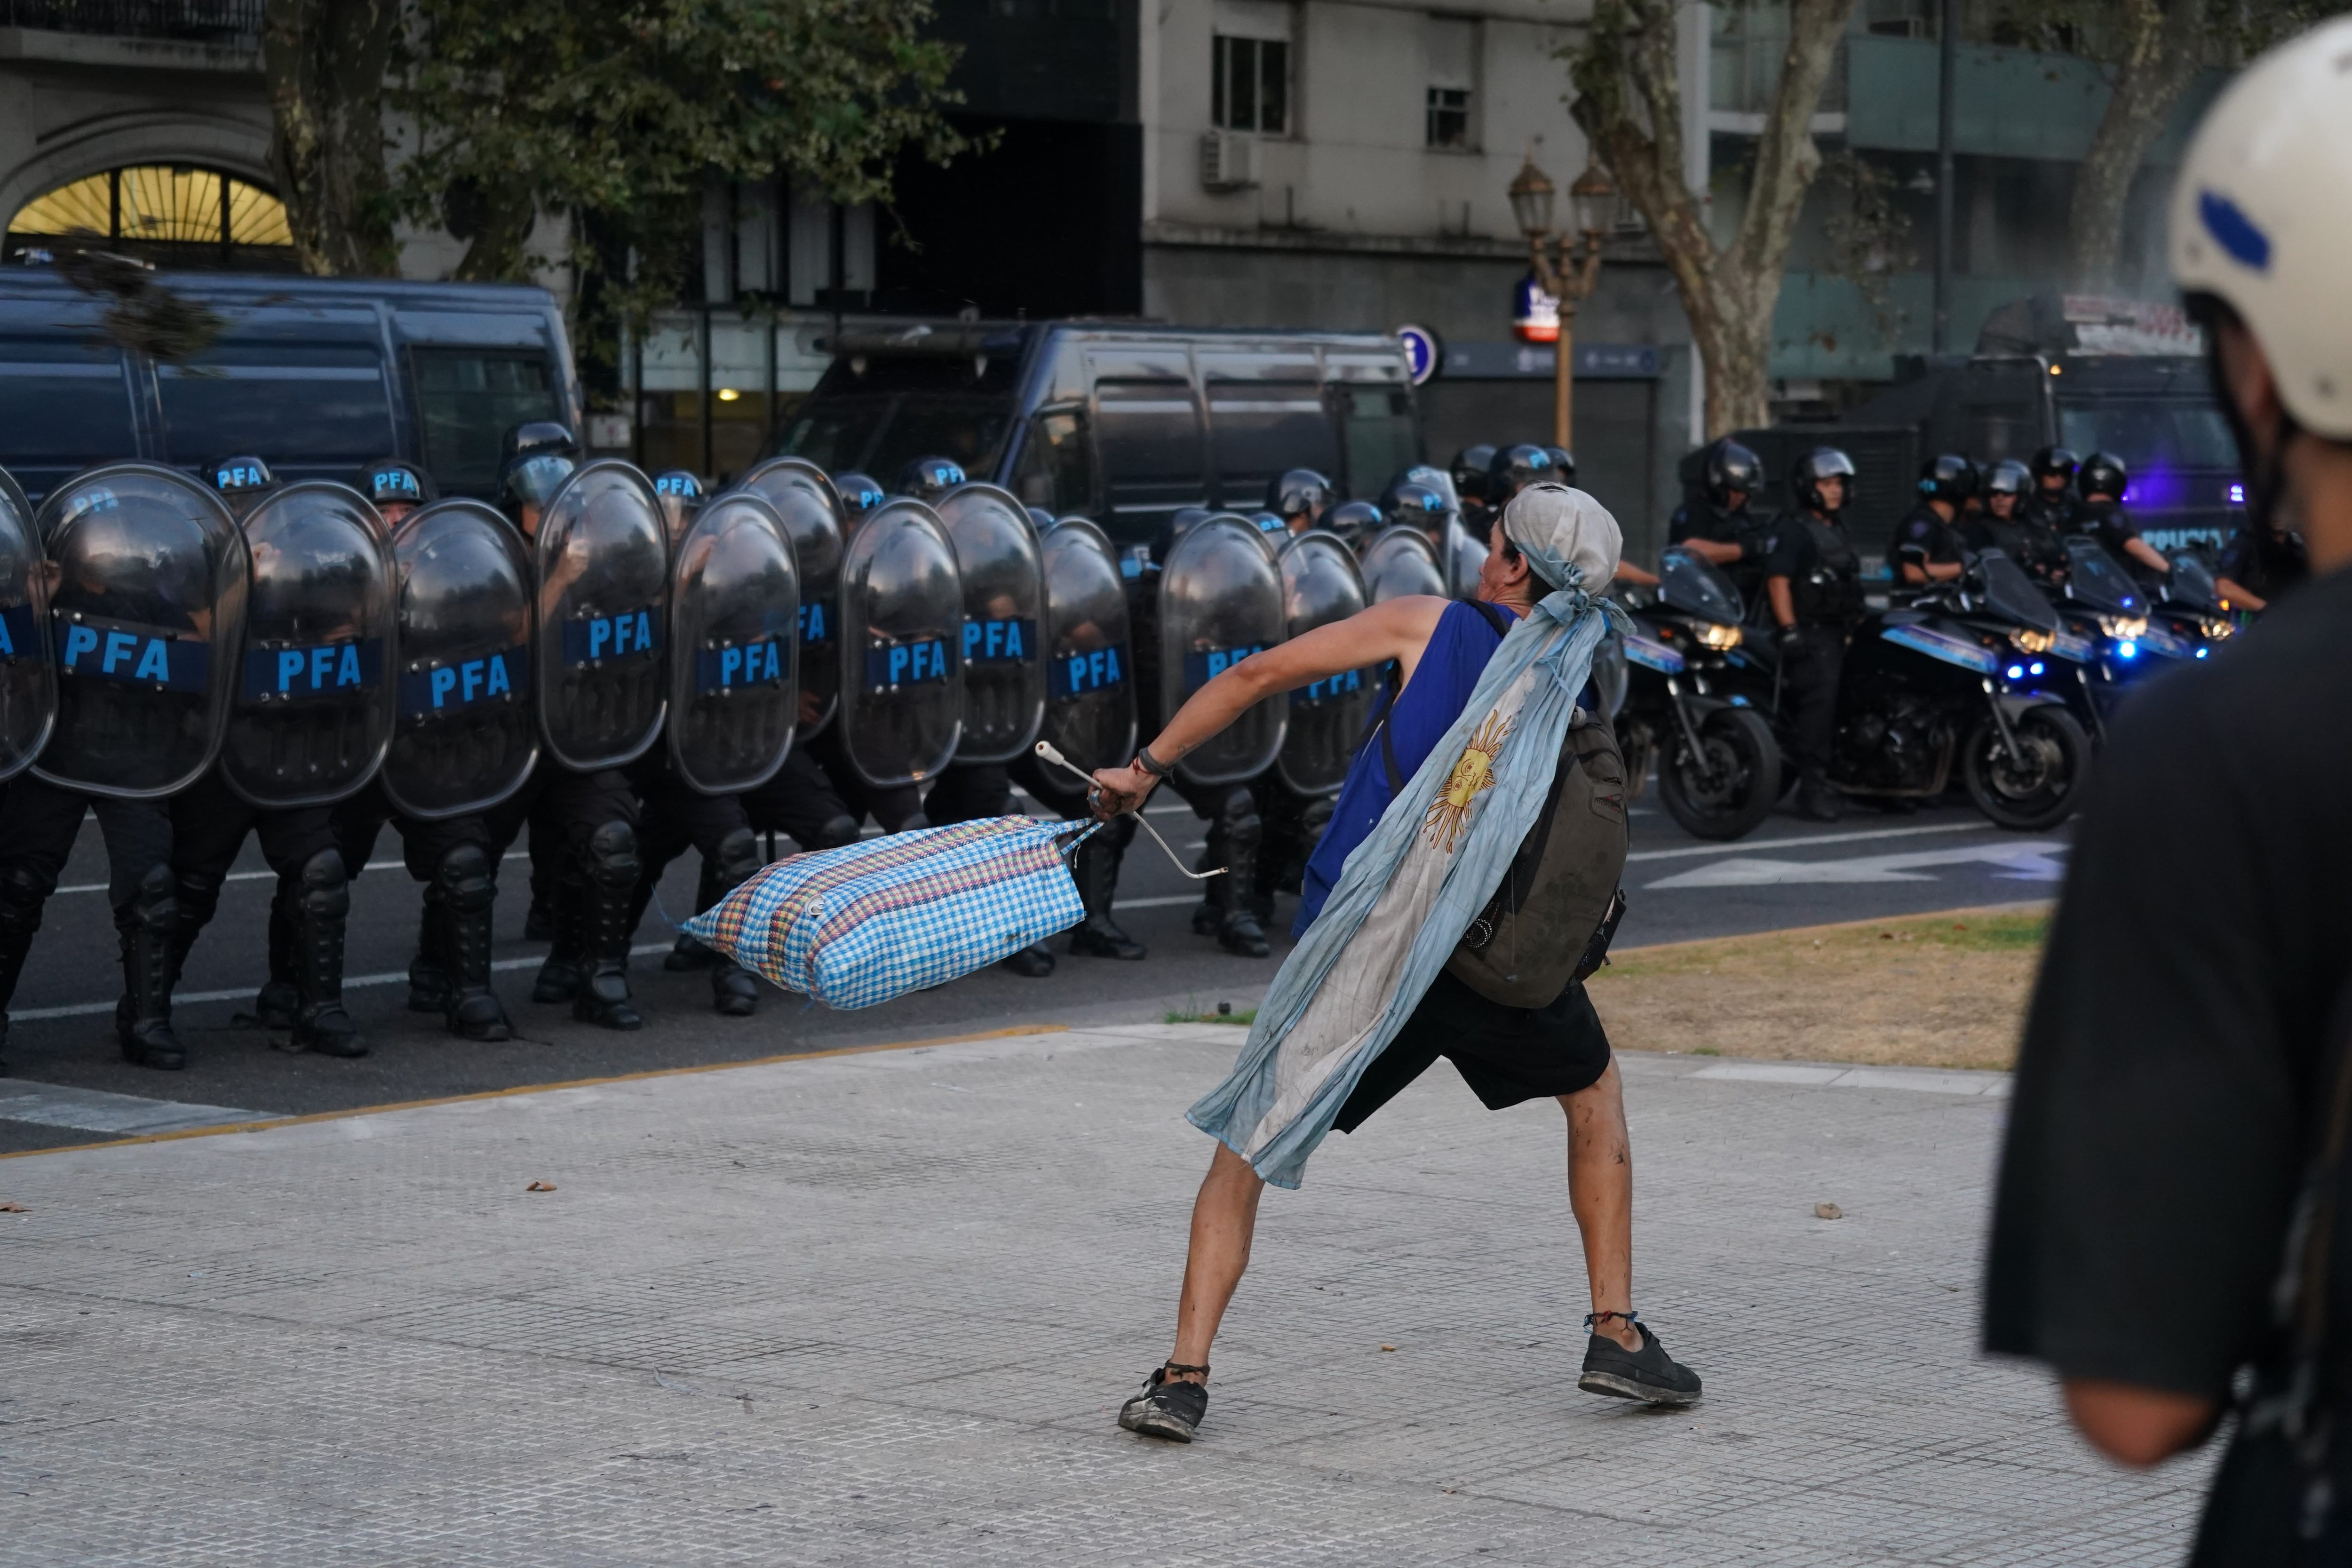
[1501,483,1621,591]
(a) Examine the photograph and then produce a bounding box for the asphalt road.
[0,780,2066,1151]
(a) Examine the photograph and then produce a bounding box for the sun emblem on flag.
[1423,710,1513,853]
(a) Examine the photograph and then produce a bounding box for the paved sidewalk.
[0,1026,2207,1566]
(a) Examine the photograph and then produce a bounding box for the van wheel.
[1658,708,1781,842]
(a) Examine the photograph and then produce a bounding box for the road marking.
[1688,1060,2010,1098]
[0,1082,284,1136]
[1647,841,2067,890]
[1626,821,1987,864]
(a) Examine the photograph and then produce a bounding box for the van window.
[1011,409,1095,514]
[2058,402,2237,470]
[0,335,136,466]
[413,349,561,495]
[160,343,396,466]
[1205,383,1335,509]
[1094,380,1203,540]
[1339,385,1418,498]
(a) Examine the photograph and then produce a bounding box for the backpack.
[1365,600,1630,1010]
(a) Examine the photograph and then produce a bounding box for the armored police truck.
[772,323,1423,550]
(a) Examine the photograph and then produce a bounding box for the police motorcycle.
[2039,534,2163,737]
[2147,545,2236,664]
[1613,548,1781,841]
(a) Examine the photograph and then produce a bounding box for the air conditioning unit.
[1200,130,1262,191]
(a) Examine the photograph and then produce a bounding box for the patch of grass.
[1166,1006,1256,1026]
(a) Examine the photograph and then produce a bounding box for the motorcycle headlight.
[2012,627,2053,654]
[1694,621,1743,650]
[2099,614,2148,641]
[2201,616,2235,640]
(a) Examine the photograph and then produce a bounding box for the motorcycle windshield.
[1977,550,2059,633]
[2064,538,2144,614]
[1659,547,1743,624]
[2167,550,2223,613]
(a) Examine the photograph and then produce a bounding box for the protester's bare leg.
[1560,1060,1640,1352]
[1168,1141,1265,1381]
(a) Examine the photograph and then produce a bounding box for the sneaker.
[1578,1321,1702,1407]
[1117,1367,1208,1442]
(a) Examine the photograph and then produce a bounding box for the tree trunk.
[450,183,540,283]
[2065,0,2204,291]
[264,0,397,277]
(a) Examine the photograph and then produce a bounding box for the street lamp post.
[1509,152,1614,451]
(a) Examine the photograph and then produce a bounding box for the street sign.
[1394,324,1442,385]
[1512,273,1560,344]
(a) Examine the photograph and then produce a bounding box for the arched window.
[5,166,295,271]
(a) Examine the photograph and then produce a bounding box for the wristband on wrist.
[1136,746,1173,779]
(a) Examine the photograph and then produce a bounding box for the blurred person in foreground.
[1984,20,2352,1559]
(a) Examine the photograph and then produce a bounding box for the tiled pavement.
[0,1026,2209,1565]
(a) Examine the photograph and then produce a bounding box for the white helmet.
[2169,16,2352,440]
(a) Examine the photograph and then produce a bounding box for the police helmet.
[1985,459,2032,499]
[1152,507,1216,563]
[896,455,966,501]
[1917,453,1979,505]
[500,421,580,465]
[832,471,886,523]
[1702,439,1764,507]
[2079,451,2130,500]
[1542,446,1579,486]
[355,458,436,512]
[1486,444,1555,505]
[1384,462,1460,514]
[1025,506,1056,535]
[1792,447,1858,513]
[1451,445,1497,503]
[1385,480,1453,533]
[2028,446,2080,486]
[1321,499,1384,549]
[651,470,707,538]
[209,454,277,500]
[497,449,578,525]
[1248,510,1287,537]
[1266,468,1334,524]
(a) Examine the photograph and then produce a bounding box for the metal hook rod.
[1032,741,1224,879]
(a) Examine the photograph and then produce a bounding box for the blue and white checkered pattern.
[683,817,1092,1011]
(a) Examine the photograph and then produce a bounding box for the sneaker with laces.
[1578,1319,1702,1407]
[1117,1366,1209,1442]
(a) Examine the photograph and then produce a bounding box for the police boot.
[0,866,48,1074]
[407,895,451,1013]
[1795,771,1847,824]
[532,870,588,1004]
[574,821,643,1030]
[1003,942,1057,978]
[253,886,300,1029]
[436,845,511,1042]
[1067,817,1145,961]
[288,850,364,1058]
[115,865,186,1071]
[707,828,761,1017]
[1205,790,1271,958]
[806,812,862,852]
[663,858,724,972]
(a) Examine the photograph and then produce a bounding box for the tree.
[1567,0,1861,438]
[263,0,401,276]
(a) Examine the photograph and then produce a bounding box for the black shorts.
[1333,969,1613,1134]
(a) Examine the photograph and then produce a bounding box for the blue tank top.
[1295,599,1521,936]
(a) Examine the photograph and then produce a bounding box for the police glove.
[1773,623,1806,662]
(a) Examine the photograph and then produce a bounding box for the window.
[1212,36,1288,134]
[2058,403,2239,470]
[1339,386,1419,501]
[411,350,561,496]
[4,165,294,271]
[0,335,135,467]
[160,342,396,467]
[1094,376,1205,543]
[1425,17,1477,150]
[1426,88,1471,149]
[1012,410,1095,515]
[1204,381,1336,509]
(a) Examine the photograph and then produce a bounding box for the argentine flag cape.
[1187,559,1626,1188]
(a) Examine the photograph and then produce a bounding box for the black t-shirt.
[2082,498,2141,556]
[1986,565,2352,1529]
[1888,504,1963,580]
[2216,524,2310,606]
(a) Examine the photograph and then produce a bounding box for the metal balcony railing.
[0,0,262,45]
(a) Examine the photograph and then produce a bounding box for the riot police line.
[0,428,1573,1075]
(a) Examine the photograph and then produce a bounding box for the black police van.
[0,269,580,503]
[773,323,1422,550]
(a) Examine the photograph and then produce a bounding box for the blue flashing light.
[2195,646,2210,659]
[2005,665,2026,680]
[2228,483,2247,506]
[2118,640,2140,660]
[2028,661,2045,676]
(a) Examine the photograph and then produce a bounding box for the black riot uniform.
[1888,454,1974,595]
[1764,448,1867,822]
[2021,446,2088,536]
[2216,520,2308,609]
[1962,461,2068,582]
[1668,439,1769,602]
[2075,452,2157,582]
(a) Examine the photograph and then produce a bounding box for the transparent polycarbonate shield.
[735,456,845,738]
[533,460,670,771]
[2063,538,2145,615]
[32,462,248,800]
[1274,530,1374,796]
[934,481,1046,764]
[219,482,397,808]
[1159,514,1286,789]
[1036,517,1135,774]
[1976,550,2060,633]
[1659,546,1745,625]
[838,498,963,789]
[381,500,538,821]
[0,466,54,782]
[1359,525,1446,603]
[2167,549,2224,613]
[667,492,799,796]
[1444,517,1486,599]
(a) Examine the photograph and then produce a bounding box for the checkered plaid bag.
[681,816,1094,1010]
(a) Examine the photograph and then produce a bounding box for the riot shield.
[32,462,247,800]
[1444,517,1487,599]
[1359,525,1446,602]
[381,500,538,821]
[1273,530,1373,796]
[1158,514,1286,789]
[1036,517,1135,774]
[0,466,54,783]
[838,499,962,788]
[734,457,845,739]
[533,460,670,772]
[933,481,1047,764]
[219,482,397,809]
[667,492,799,795]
